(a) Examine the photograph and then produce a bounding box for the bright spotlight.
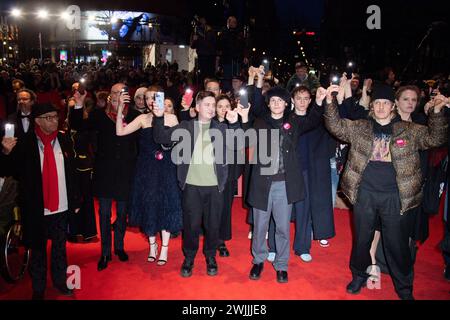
[11,9,22,17]
[37,9,49,19]
[60,11,70,20]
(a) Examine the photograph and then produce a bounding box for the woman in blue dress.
[115,89,182,265]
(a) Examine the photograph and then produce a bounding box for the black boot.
[97,255,111,271]
[249,263,264,280]
[346,275,368,294]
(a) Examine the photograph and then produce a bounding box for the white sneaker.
[319,239,330,247]
[248,231,253,239]
[267,252,276,262]
[300,253,312,262]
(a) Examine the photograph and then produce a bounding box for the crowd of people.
[1,16,450,301]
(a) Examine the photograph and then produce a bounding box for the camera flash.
[332,76,339,83]
[239,89,247,96]
[79,78,86,83]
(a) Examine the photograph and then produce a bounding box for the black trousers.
[351,188,414,298]
[68,170,97,239]
[30,212,68,293]
[219,177,237,242]
[182,184,223,260]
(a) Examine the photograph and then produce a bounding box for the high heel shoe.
[148,242,158,262]
[157,244,168,266]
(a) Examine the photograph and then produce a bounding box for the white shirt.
[37,137,68,216]
[21,112,31,133]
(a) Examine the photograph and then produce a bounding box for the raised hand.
[315,87,327,105]
[248,66,257,80]
[152,105,165,117]
[363,78,373,91]
[181,95,191,111]
[73,90,87,106]
[118,92,131,110]
[1,137,18,155]
[225,109,239,124]
[433,94,449,113]
[326,85,340,104]
[235,102,251,123]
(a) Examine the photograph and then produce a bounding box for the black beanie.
[266,86,291,104]
[371,84,395,103]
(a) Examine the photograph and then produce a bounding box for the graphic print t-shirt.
[360,119,398,193]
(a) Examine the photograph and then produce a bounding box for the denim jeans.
[330,157,340,207]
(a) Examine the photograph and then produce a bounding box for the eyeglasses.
[37,115,59,121]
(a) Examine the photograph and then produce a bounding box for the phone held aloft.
[239,89,249,109]
[155,92,165,110]
[183,89,194,107]
[4,123,15,138]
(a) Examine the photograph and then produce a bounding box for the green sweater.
[186,122,218,186]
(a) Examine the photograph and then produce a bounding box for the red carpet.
[1,198,449,300]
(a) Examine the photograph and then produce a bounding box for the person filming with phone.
[69,83,140,271]
[1,103,81,300]
[1,89,37,139]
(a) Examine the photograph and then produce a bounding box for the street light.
[60,11,70,20]
[37,9,49,19]
[36,9,49,62]
[11,8,22,17]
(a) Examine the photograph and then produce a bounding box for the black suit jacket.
[153,116,240,192]
[0,131,80,249]
[0,111,34,139]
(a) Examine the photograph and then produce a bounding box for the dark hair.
[204,78,220,88]
[395,85,420,101]
[16,88,37,102]
[216,94,234,108]
[291,85,311,98]
[196,91,216,104]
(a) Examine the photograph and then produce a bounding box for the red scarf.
[35,126,59,212]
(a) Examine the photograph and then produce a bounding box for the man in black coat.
[69,83,140,271]
[1,103,80,300]
[247,86,323,283]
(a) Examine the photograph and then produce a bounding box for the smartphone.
[262,59,270,72]
[121,86,129,94]
[346,61,355,78]
[330,75,340,96]
[239,89,249,108]
[183,88,194,107]
[4,123,15,138]
[155,92,165,110]
[331,75,340,85]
